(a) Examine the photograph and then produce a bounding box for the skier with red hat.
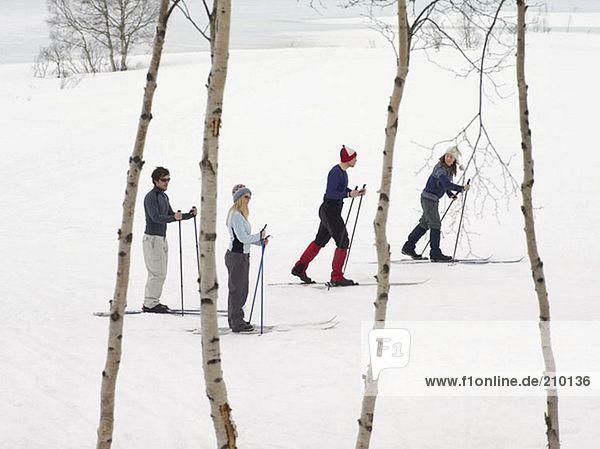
[291,145,366,286]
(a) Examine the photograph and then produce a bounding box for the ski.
[93,308,228,317]
[451,256,524,265]
[275,315,338,327]
[172,308,229,314]
[389,255,493,264]
[186,316,339,335]
[218,320,339,335]
[322,280,429,289]
[387,256,524,265]
[268,280,429,288]
[267,281,317,286]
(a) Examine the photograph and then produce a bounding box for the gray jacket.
[144,187,191,236]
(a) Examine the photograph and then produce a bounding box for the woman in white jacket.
[225,184,268,333]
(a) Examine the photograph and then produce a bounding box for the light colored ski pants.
[143,234,169,308]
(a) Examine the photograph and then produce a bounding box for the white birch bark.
[198,1,237,447]
[96,1,170,447]
[355,2,409,448]
[516,2,560,448]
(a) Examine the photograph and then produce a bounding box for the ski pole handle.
[463,178,471,193]
[260,224,268,243]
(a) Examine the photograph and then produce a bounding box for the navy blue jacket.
[144,186,191,236]
[324,164,351,202]
[421,162,464,202]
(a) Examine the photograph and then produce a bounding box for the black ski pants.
[314,200,349,249]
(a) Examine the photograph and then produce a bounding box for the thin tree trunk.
[516,2,560,448]
[101,0,118,72]
[96,1,170,447]
[198,1,237,448]
[355,2,409,448]
[119,0,127,70]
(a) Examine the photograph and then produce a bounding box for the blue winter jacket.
[421,162,464,202]
[324,164,351,202]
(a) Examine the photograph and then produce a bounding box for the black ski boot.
[401,246,427,260]
[291,263,315,284]
[142,303,171,313]
[329,277,358,287]
[401,225,428,260]
[232,322,255,333]
[429,229,453,262]
[430,252,453,262]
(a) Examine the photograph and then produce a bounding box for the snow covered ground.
[1,4,600,449]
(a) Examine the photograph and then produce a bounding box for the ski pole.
[193,210,200,274]
[344,185,358,229]
[260,241,265,335]
[192,212,201,312]
[178,210,184,316]
[451,179,471,261]
[339,185,358,246]
[344,184,366,273]
[249,225,267,323]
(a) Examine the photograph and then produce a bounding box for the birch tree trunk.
[119,0,127,71]
[355,2,409,448]
[198,1,237,448]
[100,0,118,72]
[516,2,560,448]
[96,1,170,447]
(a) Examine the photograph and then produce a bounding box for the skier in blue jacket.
[401,146,470,262]
[292,145,366,286]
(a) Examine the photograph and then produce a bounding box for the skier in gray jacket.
[225,184,268,333]
[142,167,197,313]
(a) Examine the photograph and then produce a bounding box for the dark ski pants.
[314,200,350,249]
[224,250,250,329]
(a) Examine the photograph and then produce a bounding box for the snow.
[1,4,600,449]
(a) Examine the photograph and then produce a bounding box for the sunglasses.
[244,195,251,199]
[159,177,171,182]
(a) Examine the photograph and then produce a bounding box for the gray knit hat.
[232,183,252,202]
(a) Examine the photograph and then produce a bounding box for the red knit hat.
[340,145,357,162]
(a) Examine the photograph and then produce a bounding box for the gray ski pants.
[224,250,250,329]
[418,197,442,230]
